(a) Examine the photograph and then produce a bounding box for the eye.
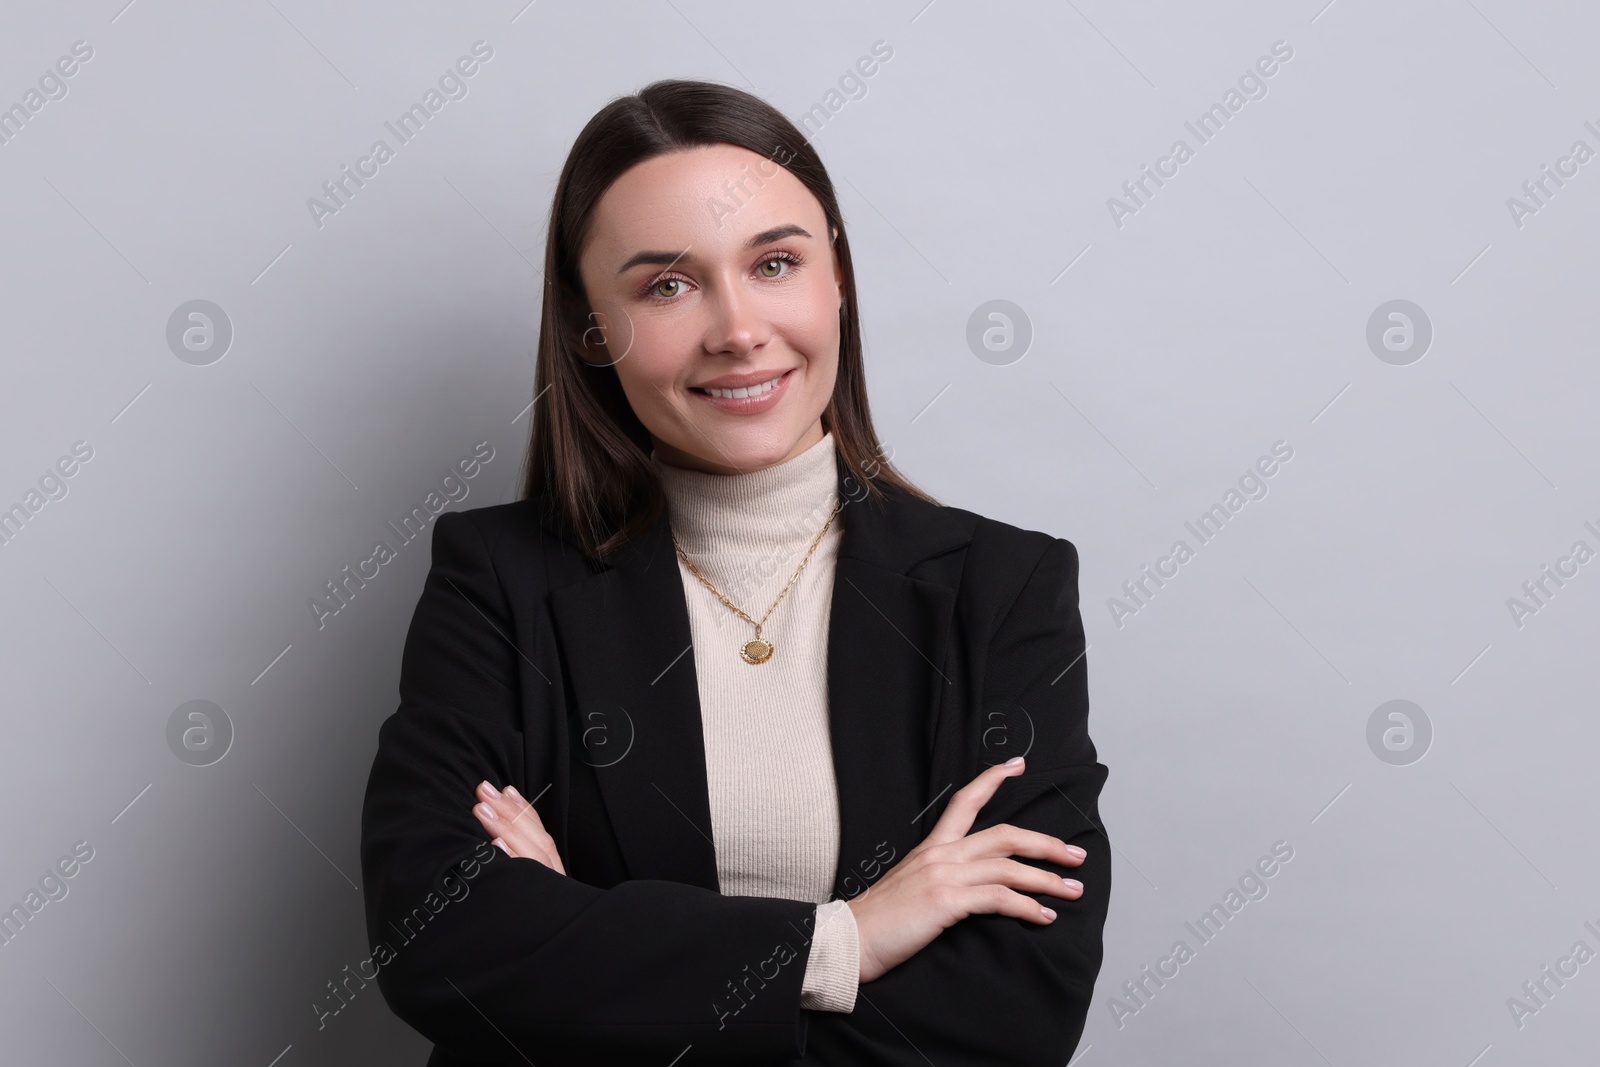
[757,251,801,279]
[637,250,803,303]
[650,276,686,299]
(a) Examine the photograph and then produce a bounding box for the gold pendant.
[740,638,774,664]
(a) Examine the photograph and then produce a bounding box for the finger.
[473,801,503,836]
[924,758,1028,846]
[957,882,1061,925]
[476,780,521,812]
[479,799,564,871]
[481,783,544,833]
[502,793,559,855]
[481,801,536,850]
[474,803,521,858]
[477,782,525,828]
[477,782,565,873]
[503,788,543,830]
[955,822,1086,868]
[477,781,523,820]
[951,857,1084,900]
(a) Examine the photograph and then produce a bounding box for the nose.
[701,278,771,358]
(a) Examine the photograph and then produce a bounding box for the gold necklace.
[670,497,844,664]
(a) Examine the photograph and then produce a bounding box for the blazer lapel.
[547,452,977,901]
[824,463,974,900]
[549,509,723,890]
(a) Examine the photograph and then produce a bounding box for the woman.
[360,78,1110,1066]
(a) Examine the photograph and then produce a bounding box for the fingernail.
[1041,906,1057,921]
[504,785,523,802]
[1004,756,1024,767]
[1065,845,1086,859]
[1063,878,1082,891]
[476,803,498,821]
[480,781,501,798]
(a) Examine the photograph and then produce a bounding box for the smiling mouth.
[691,371,790,399]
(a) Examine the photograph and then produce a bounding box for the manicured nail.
[480,781,501,798]
[475,803,497,822]
[504,785,523,802]
[1065,845,1086,859]
[1004,756,1024,767]
[1041,906,1057,921]
[1063,878,1082,891]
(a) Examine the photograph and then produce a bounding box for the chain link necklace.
[670,497,844,664]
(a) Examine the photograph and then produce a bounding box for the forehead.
[585,144,823,265]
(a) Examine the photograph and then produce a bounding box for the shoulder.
[438,495,563,550]
[436,493,565,553]
[894,487,1076,577]
[427,493,592,586]
[882,486,1079,613]
[972,510,1075,571]
[967,508,1080,620]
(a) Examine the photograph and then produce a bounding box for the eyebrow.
[615,224,813,274]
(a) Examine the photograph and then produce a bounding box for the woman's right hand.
[846,756,1087,983]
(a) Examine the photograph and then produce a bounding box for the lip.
[689,367,794,415]
[691,367,796,390]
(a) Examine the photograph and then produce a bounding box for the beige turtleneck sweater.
[651,430,860,1015]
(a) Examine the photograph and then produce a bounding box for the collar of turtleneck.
[650,432,843,602]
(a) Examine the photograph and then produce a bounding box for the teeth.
[704,374,782,399]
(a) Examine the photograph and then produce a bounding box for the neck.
[651,431,842,607]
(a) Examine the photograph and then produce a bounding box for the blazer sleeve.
[856,536,1110,1066]
[359,510,822,1065]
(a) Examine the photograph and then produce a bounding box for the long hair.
[517,78,936,565]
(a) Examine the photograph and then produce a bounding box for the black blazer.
[360,453,1111,1066]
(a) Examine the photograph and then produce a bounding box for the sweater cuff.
[798,899,859,1013]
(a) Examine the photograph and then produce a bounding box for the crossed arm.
[361,514,1108,1064]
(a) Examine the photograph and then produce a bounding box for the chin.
[691,424,816,473]
[719,436,801,470]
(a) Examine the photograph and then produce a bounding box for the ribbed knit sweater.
[650,431,860,1014]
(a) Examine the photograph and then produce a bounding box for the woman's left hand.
[472,781,566,875]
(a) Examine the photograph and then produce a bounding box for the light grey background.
[2,1,1596,1063]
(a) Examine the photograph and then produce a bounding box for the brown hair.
[516,78,936,565]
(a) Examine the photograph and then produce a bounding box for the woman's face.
[576,143,843,475]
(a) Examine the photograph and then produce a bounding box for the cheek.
[788,303,841,390]
[611,333,690,417]
[768,281,840,358]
